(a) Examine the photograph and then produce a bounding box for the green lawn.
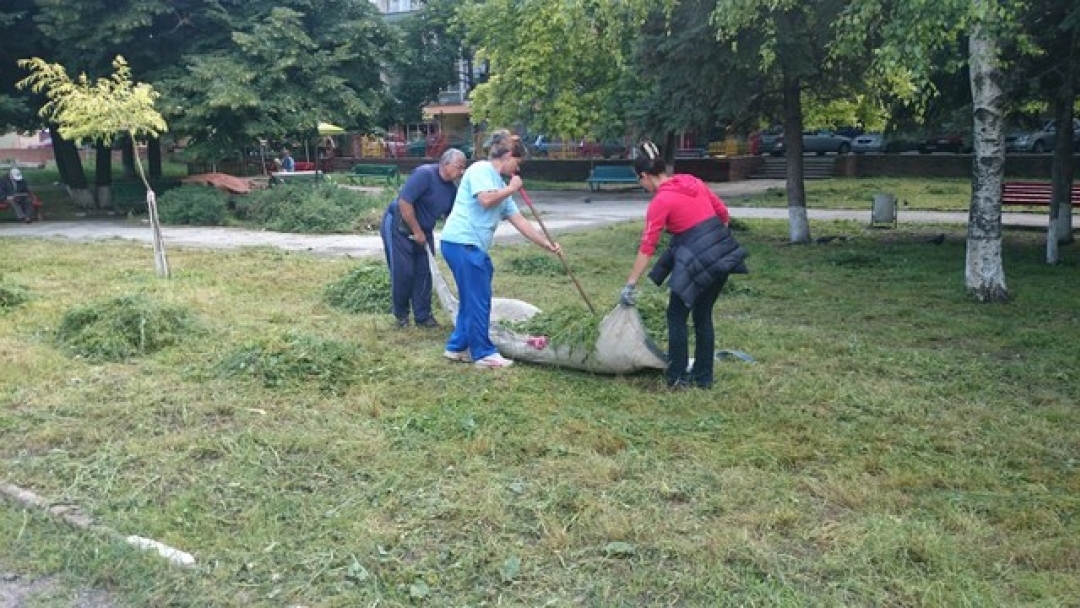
[1,219,1077,606]
[729,177,975,211]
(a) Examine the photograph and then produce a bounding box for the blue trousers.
[666,277,727,387]
[380,208,434,323]
[441,241,497,360]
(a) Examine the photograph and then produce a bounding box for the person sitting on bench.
[1,167,36,223]
[280,147,295,172]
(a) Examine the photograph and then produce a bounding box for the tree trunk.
[149,137,162,180]
[121,135,136,179]
[782,71,810,243]
[965,8,1009,302]
[49,124,94,211]
[95,141,113,211]
[663,131,677,173]
[1048,24,1077,254]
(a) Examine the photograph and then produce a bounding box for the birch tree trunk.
[782,72,811,244]
[965,6,1009,302]
[133,146,170,278]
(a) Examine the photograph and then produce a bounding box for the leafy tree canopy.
[17,55,166,145]
[458,0,647,140]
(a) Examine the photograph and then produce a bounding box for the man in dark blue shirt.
[380,148,468,328]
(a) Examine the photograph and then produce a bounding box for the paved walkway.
[0,180,1058,257]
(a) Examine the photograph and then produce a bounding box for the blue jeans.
[666,278,727,387]
[441,241,498,360]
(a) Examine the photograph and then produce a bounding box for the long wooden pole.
[518,188,596,314]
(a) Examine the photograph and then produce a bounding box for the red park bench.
[0,192,44,221]
[1001,181,1080,208]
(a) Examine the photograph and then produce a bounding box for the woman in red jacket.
[620,141,748,389]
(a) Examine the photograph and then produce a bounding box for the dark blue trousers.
[380,208,434,323]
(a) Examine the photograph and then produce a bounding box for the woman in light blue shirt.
[440,131,561,369]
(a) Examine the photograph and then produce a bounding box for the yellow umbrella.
[318,122,345,136]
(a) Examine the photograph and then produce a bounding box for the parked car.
[1005,119,1080,154]
[771,130,852,156]
[918,132,970,154]
[851,132,885,154]
[756,126,783,155]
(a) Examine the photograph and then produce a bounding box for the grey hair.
[440,148,467,166]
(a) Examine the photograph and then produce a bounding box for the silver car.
[852,132,885,154]
[1005,119,1080,154]
[771,130,852,156]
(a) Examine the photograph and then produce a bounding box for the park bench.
[270,170,326,186]
[585,165,641,191]
[350,163,400,187]
[1001,181,1080,208]
[674,147,708,159]
[294,161,316,172]
[0,192,44,221]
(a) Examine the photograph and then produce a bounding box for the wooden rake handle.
[518,188,596,314]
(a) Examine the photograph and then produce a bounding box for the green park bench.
[585,164,642,192]
[350,164,400,187]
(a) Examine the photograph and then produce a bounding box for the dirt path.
[0,563,117,607]
[0,181,1052,256]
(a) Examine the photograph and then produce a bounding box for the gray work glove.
[619,283,637,307]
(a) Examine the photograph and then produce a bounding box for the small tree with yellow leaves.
[17,56,171,278]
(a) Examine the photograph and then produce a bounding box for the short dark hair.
[633,140,665,176]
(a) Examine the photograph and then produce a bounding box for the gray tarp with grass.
[428,250,667,374]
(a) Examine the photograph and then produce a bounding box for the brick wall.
[0,147,56,165]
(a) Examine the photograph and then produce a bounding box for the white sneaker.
[443,350,471,363]
[474,353,514,369]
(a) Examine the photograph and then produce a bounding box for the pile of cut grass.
[55,293,198,361]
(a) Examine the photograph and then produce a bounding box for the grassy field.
[730,177,974,211]
[1,217,1078,606]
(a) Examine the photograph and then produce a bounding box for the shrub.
[236,183,385,233]
[56,294,197,361]
[158,185,229,225]
[111,179,183,215]
[215,331,362,392]
[323,263,392,314]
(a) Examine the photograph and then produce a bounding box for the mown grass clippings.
[506,254,565,276]
[502,305,603,358]
[1,219,1078,606]
[234,183,385,233]
[322,263,392,315]
[215,331,364,392]
[0,279,31,312]
[55,294,198,361]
